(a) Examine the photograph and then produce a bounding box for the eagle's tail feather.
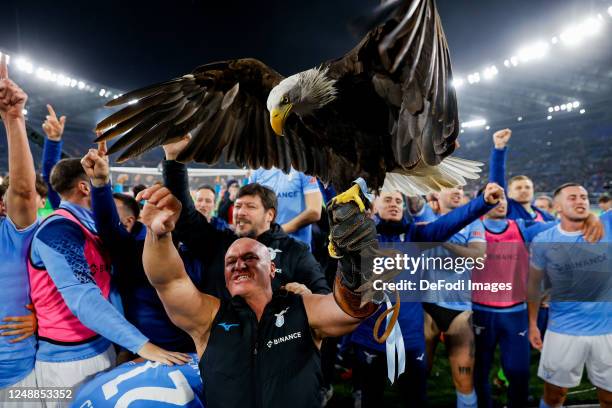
[382,157,483,196]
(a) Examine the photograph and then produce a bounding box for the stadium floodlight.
[580,109,586,114]
[572,101,580,108]
[22,109,27,115]
[461,118,487,128]
[452,78,464,88]
[547,115,552,120]
[560,25,581,45]
[70,79,77,87]
[551,36,559,44]
[483,65,498,80]
[561,104,567,110]
[113,94,120,99]
[517,41,549,62]
[128,99,138,105]
[15,58,34,74]
[77,81,85,90]
[517,116,523,121]
[583,16,603,35]
[609,6,612,17]
[485,125,491,130]
[510,56,519,66]
[554,105,560,111]
[99,89,106,97]
[503,59,510,67]
[105,90,112,98]
[548,107,554,113]
[460,129,465,134]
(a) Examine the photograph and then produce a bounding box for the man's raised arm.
[0,55,37,228]
[161,135,235,254]
[139,185,220,344]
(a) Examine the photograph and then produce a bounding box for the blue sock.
[456,390,477,408]
[539,399,553,408]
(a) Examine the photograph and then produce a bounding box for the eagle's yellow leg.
[330,184,366,212]
[327,184,367,258]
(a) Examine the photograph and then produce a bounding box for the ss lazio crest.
[274,307,290,328]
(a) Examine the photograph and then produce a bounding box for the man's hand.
[81,141,110,187]
[42,104,66,141]
[162,134,190,161]
[136,342,192,366]
[426,192,440,215]
[483,182,504,205]
[493,128,512,149]
[0,304,37,343]
[116,173,129,185]
[284,282,312,296]
[528,325,542,351]
[0,55,27,121]
[137,185,182,236]
[583,213,604,243]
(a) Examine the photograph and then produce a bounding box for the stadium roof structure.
[1,4,611,175]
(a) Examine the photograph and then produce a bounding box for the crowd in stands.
[1,60,611,408]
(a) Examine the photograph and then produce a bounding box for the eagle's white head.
[266,66,337,136]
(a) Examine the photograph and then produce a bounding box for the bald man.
[138,184,380,408]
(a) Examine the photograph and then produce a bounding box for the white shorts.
[0,368,44,407]
[538,331,612,391]
[35,346,116,408]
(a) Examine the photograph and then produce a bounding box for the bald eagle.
[96,0,481,195]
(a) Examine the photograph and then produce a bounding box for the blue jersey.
[413,202,437,223]
[0,216,38,387]
[250,167,320,246]
[71,355,204,407]
[422,218,486,311]
[530,220,612,336]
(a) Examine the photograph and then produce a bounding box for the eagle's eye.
[282,96,289,104]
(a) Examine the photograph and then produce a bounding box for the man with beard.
[490,129,555,224]
[529,183,612,408]
[471,190,601,407]
[161,137,329,299]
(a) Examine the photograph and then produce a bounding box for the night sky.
[0,0,607,91]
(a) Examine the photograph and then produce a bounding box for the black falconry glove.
[327,179,395,318]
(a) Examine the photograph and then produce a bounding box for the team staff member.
[529,183,612,408]
[0,56,41,407]
[250,167,322,247]
[137,183,385,408]
[161,137,329,298]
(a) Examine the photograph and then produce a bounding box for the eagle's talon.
[331,184,366,213]
[328,239,341,259]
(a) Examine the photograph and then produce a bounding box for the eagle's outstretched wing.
[332,0,459,170]
[96,58,338,181]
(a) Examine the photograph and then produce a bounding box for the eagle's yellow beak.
[270,104,293,136]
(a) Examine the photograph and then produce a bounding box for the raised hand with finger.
[0,54,28,121]
[42,104,66,141]
[137,186,182,236]
[81,140,110,187]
